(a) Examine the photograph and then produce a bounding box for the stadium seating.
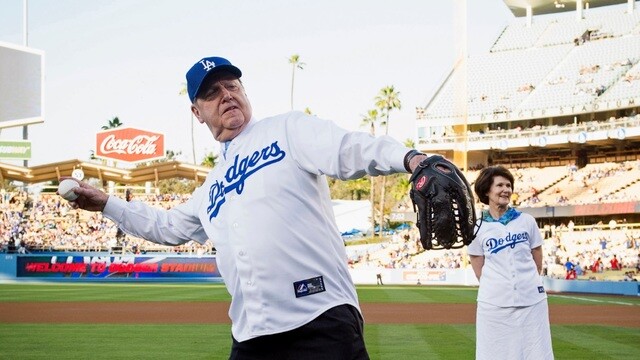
[2,4,639,281]
[424,5,640,128]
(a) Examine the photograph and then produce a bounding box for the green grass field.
[0,283,638,359]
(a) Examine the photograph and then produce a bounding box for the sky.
[0,0,514,167]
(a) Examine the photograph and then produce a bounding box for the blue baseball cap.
[186,56,242,103]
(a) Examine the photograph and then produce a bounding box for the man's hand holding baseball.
[57,177,109,212]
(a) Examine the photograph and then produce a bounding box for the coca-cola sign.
[95,127,165,163]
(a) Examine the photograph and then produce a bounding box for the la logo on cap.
[200,59,217,71]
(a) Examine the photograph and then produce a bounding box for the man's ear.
[191,104,204,124]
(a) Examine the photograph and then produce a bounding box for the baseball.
[58,179,80,201]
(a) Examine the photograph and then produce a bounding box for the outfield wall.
[0,253,223,283]
[543,277,639,296]
[349,268,479,286]
[1,254,637,296]
[356,268,638,296]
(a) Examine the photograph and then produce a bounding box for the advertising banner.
[16,255,220,280]
[95,127,165,163]
[0,140,32,159]
[402,269,447,283]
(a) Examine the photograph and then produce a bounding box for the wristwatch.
[404,149,426,172]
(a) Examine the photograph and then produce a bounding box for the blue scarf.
[481,207,521,225]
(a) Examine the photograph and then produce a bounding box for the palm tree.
[101,116,123,130]
[100,116,124,169]
[343,177,369,200]
[375,86,401,135]
[360,109,379,235]
[179,83,197,164]
[360,109,379,136]
[288,54,305,110]
[374,86,401,237]
[201,151,218,168]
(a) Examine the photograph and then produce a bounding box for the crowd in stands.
[1,180,639,282]
[543,223,640,281]
[0,191,213,255]
[346,222,640,282]
[510,159,640,207]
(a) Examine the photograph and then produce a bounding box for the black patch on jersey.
[293,276,326,298]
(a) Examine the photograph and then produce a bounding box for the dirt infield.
[1,302,638,327]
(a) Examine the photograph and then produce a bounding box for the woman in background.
[468,165,554,359]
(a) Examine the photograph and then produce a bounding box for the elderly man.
[65,56,429,359]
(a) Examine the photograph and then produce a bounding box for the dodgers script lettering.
[486,231,529,254]
[207,141,285,219]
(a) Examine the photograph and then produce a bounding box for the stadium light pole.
[178,84,197,164]
[454,0,470,274]
[453,0,468,173]
[22,0,29,167]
